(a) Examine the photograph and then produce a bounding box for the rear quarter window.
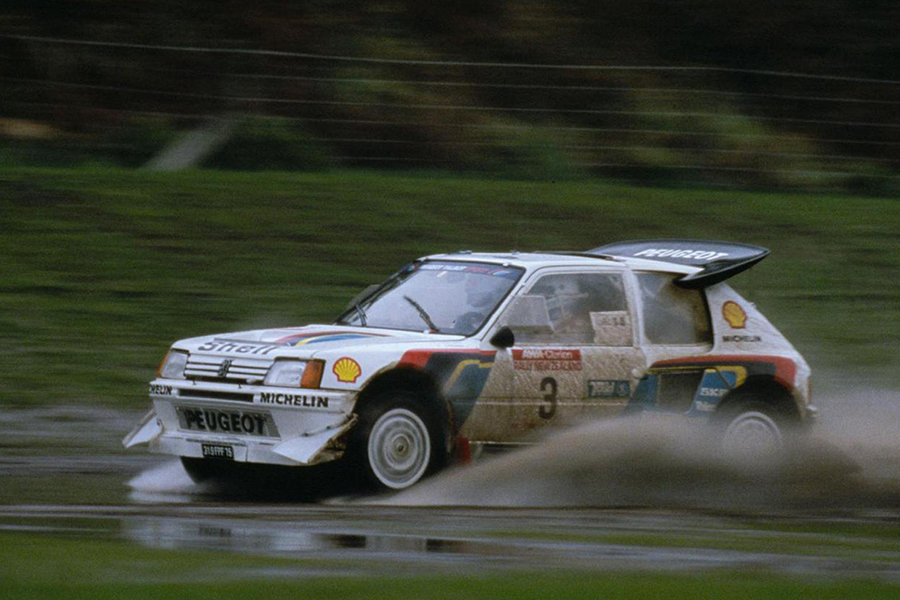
[637,273,712,345]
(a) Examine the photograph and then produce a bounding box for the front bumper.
[123,378,356,466]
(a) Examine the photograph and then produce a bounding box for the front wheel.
[353,393,445,490]
[181,456,219,482]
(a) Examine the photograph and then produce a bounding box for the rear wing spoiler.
[587,240,769,289]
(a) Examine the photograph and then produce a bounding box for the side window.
[511,272,631,346]
[636,273,712,345]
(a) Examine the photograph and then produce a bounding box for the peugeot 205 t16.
[124,240,815,490]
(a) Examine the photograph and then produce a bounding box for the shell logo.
[333,357,362,383]
[722,301,747,329]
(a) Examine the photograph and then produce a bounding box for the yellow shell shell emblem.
[333,357,362,383]
[722,301,747,329]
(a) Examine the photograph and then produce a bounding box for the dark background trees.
[2,1,898,190]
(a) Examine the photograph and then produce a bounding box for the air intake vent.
[184,355,271,384]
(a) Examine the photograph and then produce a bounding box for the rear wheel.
[717,398,786,461]
[353,392,446,490]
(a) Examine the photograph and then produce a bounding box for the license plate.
[201,443,234,460]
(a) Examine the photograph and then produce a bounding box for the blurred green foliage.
[2,168,900,407]
[205,117,336,171]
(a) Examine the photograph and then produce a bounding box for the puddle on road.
[123,515,473,559]
[4,385,900,580]
[3,503,900,580]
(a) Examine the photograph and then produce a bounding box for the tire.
[180,456,222,483]
[717,398,786,461]
[352,392,446,491]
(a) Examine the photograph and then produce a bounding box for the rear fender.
[716,376,801,422]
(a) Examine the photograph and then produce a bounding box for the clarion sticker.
[196,340,280,355]
[513,349,582,371]
[149,384,173,396]
[259,393,329,408]
[176,406,278,437]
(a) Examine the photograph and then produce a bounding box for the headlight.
[158,350,188,379]
[264,360,324,388]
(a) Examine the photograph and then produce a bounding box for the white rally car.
[124,240,815,490]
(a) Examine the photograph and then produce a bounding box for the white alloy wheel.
[722,410,784,460]
[366,408,432,489]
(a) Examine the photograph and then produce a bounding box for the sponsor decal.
[259,392,329,408]
[443,358,494,396]
[693,400,717,412]
[420,263,468,272]
[419,263,521,279]
[633,364,754,416]
[333,357,362,383]
[201,443,234,460]
[587,379,631,398]
[591,313,629,328]
[654,356,795,388]
[722,335,761,343]
[398,349,496,426]
[633,248,729,261]
[276,331,386,346]
[217,359,233,377]
[699,387,728,398]
[197,340,280,355]
[722,301,747,329]
[176,406,278,437]
[513,348,582,371]
[149,384,173,396]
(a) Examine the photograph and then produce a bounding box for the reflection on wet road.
[4,396,900,581]
[4,502,900,580]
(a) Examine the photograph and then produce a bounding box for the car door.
[466,268,646,442]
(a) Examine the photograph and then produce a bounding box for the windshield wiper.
[403,295,439,333]
[353,302,367,326]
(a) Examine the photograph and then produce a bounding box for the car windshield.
[337,260,524,335]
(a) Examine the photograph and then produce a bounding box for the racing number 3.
[539,377,557,420]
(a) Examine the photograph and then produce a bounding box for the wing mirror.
[490,326,515,349]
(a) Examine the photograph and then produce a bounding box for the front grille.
[184,354,272,384]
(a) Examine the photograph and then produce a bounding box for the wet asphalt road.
[7,501,900,581]
[4,404,900,581]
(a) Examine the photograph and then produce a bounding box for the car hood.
[174,324,465,357]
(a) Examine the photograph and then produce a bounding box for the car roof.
[423,251,700,276]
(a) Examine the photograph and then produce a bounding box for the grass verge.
[2,532,899,599]
[3,167,900,407]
